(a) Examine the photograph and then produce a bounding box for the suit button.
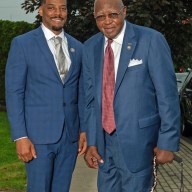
[63,103,66,106]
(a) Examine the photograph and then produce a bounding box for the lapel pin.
[70,48,75,53]
[127,43,132,50]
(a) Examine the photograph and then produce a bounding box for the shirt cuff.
[14,136,28,142]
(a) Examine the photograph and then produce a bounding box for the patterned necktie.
[102,39,116,134]
[54,36,68,82]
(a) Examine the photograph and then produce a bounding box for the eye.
[109,13,119,19]
[61,7,67,11]
[47,6,54,10]
[95,15,106,21]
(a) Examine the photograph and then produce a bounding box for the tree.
[21,0,97,42]
[0,20,34,105]
[21,0,192,70]
[126,0,192,70]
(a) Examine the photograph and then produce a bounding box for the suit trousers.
[25,127,78,192]
[97,132,154,192]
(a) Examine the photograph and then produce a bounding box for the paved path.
[71,138,192,192]
[0,139,191,192]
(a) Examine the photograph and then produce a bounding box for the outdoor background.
[0,0,192,191]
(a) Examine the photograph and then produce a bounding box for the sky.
[0,0,38,23]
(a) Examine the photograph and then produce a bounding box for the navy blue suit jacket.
[6,26,84,144]
[83,21,180,172]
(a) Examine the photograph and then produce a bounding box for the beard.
[52,25,64,31]
[51,17,66,32]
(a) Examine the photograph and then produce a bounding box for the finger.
[84,153,98,169]
[92,151,104,163]
[31,145,37,159]
[18,155,23,161]
[84,154,93,168]
[91,157,99,168]
[78,140,84,155]
[78,141,83,152]
[18,154,30,163]
[78,142,87,156]
[153,147,158,154]
[21,153,32,162]
[78,132,86,153]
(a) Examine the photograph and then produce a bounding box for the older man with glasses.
[83,0,180,191]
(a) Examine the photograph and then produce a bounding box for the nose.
[104,16,113,24]
[55,8,62,16]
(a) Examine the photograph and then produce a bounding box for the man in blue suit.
[83,0,180,191]
[5,0,86,191]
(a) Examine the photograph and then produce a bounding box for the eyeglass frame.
[94,6,125,22]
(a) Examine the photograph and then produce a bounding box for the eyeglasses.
[94,7,124,22]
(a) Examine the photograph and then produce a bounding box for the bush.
[0,20,35,105]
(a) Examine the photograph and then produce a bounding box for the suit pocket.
[127,63,144,72]
[138,114,160,129]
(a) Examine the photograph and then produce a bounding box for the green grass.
[0,112,26,191]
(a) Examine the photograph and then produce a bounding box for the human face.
[94,0,126,39]
[39,0,67,35]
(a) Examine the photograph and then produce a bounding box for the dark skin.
[84,0,174,169]
[16,0,87,163]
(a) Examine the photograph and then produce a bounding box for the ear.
[123,6,127,17]
[38,6,43,17]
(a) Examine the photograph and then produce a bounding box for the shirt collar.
[41,23,65,41]
[104,20,126,45]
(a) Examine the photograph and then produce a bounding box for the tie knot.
[108,39,113,45]
[54,36,62,46]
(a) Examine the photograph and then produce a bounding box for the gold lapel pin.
[127,43,132,50]
[70,48,75,53]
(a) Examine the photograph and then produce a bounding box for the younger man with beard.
[5,0,86,191]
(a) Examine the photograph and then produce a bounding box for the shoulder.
[127,21,160,35]
[13,27,39,42]
[127,21,165,41]
[10,27,42,49]
[126,21,169,50]
[84,32,103,47]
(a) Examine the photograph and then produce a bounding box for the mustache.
[51,17,64,20]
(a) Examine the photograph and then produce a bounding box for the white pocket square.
[128,59,143,67]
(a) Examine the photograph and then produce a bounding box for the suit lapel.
[94,35,105,107]
[114,22,137,98]
[34,27,62,83]
[63,33,76,84]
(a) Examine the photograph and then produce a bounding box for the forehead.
[44,0,66,5]
[94,0,121,13]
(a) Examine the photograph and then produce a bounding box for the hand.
[78,132,87,156]
[84,146,104,169]
[16,138,37,162]
[154,147,174,164]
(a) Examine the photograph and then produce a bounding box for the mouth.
[104,27,114,34]
[51,17,64,23]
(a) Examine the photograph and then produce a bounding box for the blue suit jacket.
[83,21,180,172]
[6,26,84,144]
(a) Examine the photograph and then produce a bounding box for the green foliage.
[0,20,35,104]
[0,112,26,191]
[66,0,98,42]
[1,0,191,104]
[126,0,192,71]
[21,0,192,71]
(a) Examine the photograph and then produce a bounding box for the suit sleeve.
[148,32,180,151]
[5,37,28,141]
[78,49,86,132]
[82,46,97,146]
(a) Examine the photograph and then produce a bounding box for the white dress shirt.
[104,21,126,81]
[41,23,71,71]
